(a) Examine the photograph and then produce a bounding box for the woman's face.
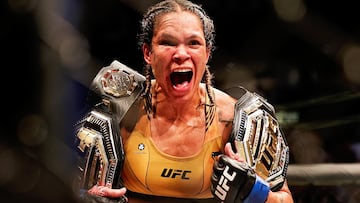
[143,11,210,103]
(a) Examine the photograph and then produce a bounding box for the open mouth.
[170,70,193,87]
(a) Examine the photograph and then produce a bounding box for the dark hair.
[138,0,216,57]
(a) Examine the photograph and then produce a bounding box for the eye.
[189,40,201,46]
[159,39,176,46]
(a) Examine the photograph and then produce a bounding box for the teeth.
[173,68,192,72]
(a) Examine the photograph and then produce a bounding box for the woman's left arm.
[266,180,294,203]
[223,143,294,203]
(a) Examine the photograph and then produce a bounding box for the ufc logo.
[161,168,191,180]
[214,165,236,200]
[259,116,278,171]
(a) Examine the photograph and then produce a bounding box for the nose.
[173,45,190,63]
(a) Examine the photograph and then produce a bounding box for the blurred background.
[1,0,360,202]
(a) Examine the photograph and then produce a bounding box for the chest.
[121,106,232,195]
[149,116,207,157]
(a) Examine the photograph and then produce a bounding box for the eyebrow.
[157,33,176,40]
[158,32,203,41]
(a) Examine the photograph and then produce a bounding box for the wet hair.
[139,0,216,114]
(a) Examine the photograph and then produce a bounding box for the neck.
[150,84,206,121]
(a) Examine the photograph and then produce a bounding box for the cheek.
[193,49,208,65]
[152,49,170,66]
[193,53,207,74]
[151,52,171,76]
[152,67,167,82]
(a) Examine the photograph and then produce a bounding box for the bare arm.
[266,181,294,203]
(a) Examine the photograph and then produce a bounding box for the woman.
[83,0,294,202]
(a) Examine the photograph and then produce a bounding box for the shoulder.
[212,87,237,122]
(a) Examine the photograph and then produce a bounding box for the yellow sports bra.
[121,102,224,199]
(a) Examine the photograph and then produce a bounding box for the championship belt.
[229,89,289,191]
[74,60,145,190]
[75,110,124,189]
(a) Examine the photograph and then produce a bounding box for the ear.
[142,44,151,64]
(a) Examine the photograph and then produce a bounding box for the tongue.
[173,81,189,90]
[170,71,192,91]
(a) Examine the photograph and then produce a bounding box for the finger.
[88,185,100,195]
[224,142,245,162]
[100,186,127,198]
[224,142,237,159]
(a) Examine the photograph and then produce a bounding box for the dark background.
[1,0,360,202]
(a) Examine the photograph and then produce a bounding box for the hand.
[223,142,244,161]
[88,185,127,199]
[79,185,128,203]
[211,143,270,203]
